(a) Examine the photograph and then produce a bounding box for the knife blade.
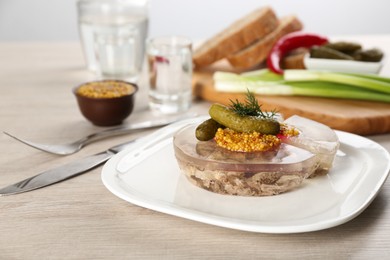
[0,139,136,196]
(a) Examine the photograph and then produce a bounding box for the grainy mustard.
[77,81,135,98]
[214,128,281,152]
[213,124,299,152]
[279,123,300,137]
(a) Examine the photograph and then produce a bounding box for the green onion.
[214,69,390,103]
[284,70,390,94]
[346,73,390,83]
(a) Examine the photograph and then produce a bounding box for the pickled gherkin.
[209,103,280,135]
[310,46,353,60]
[310,41,384,62]
[353,48,384,62]
[324,41,362,53]
[195,118,224,141]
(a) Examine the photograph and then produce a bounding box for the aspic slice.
[174,124,319,196]
[283,115,340,174]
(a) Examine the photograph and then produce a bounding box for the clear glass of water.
[94,28,138,77]
[77,0,149,82]
[147,36,193,114]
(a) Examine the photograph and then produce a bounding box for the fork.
[4,112,196,155]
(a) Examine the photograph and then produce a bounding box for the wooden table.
[1,40,390,259]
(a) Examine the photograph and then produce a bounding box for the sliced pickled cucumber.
[310,46,354,60]
[195,118,224,141]
[325,41,362,53]
[209,103,280,135]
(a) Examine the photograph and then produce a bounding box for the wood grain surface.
[193,60,390,135]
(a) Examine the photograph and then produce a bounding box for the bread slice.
[193,7,278,68]
[227,16,303,69]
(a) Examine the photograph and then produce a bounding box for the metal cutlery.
[0,139,136,196]
[3,112,196,155]
[0,117,198,196]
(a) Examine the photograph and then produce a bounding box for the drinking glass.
[77,0,149,81]
[147,36,193,114]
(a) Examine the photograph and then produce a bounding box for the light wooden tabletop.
[1,39,390,259]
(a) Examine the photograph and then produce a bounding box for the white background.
[0,0,389,41]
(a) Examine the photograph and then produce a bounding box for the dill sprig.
[229,90,277,119]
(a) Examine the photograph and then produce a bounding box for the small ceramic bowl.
[73,80,138,126]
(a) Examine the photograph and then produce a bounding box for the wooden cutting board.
[192,61,390,136]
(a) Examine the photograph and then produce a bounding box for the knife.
[0,116,201,196]
[0,139,137,196]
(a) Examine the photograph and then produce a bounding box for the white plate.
[101,120,390,234]
[303,53,383,74]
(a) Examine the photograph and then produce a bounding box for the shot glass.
[77,0,149,81]
[147,36,193,114]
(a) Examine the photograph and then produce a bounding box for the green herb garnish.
[229,89,277,119]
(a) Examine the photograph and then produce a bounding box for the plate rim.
[101,129,390,234]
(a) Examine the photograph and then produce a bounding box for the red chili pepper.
[276,133,287,140]
[266,32,329,74]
